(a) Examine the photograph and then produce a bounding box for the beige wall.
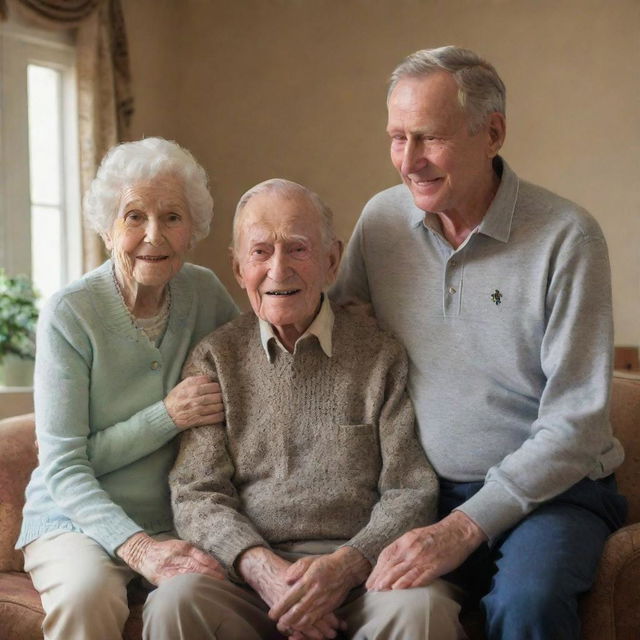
[124,0,639,346]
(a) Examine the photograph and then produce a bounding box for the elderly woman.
[145,179,465,640]
[16,137,238,639]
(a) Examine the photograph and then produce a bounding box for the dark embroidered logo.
[491,290,503,305]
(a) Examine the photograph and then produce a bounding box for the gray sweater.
[331,157,624,540]
[170,305,437,573]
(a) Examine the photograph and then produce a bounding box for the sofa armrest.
[581,522,640,640]
[0,414,37,572]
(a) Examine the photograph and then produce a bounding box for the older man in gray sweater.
[142,179,464,640]
[332,46,627,640]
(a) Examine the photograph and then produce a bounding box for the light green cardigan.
[17,260,238,555]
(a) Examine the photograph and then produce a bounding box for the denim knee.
[482,578,579,640]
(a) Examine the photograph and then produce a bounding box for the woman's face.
[103,173,193,289]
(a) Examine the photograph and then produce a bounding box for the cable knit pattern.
[170,303,437,574]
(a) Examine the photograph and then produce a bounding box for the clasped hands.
[239,546,371,640]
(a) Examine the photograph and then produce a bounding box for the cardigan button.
[150,361,161,370]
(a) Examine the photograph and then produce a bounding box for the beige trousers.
[143,573,466,640]
[23,531,138,640]
[25,532,466,640]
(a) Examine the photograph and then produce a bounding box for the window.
[0,19,81,304]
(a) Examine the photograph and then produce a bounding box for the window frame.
[0,20,81,295]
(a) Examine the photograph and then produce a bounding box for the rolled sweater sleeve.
[35,300,143,555]
[170,344,269,579]
[343,342,438,564]
[459,235,618,539]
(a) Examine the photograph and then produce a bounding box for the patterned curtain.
[0,0,134,271]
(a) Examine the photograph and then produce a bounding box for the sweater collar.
[259,293,334,361]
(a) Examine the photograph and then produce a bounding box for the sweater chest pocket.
[331,424,381,483]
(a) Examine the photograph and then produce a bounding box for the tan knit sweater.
[170,304,437,573]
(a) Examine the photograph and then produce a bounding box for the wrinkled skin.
[164,376,225,429]
[366,511,487,591]
[117,532,226,586]
[238,547,368,639]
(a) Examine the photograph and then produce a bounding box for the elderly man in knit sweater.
[141,179,465,640]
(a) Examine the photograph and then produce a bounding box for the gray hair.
[83,137,213,246]
[388,46,506,134]
[232,179,337,254]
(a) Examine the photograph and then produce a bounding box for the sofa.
[1,372,639,640]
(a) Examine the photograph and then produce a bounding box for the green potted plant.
[0,269,39,387]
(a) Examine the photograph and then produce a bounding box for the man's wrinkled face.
[233,190,341,339]
[387,71,500,215]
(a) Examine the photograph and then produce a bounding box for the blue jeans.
[439,476,627,640]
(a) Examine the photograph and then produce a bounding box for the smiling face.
[233,189,341,349]
[387,71,504,217]
[103,173,193,292]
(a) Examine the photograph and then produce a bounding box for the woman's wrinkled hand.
[164,375,224,430]
[116,532,226,585]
